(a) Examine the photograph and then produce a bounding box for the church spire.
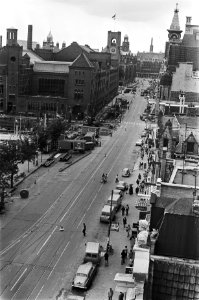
[150,37,153,52]
[167,4,182,43]
[170,3,180,31]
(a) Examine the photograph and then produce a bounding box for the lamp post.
[108,190,113,245]
[193,169,198,199]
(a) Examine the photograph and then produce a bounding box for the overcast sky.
[1,0,198,54]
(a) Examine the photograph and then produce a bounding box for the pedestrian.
[136,178,139,185]
[121,205,125,216]
[104,251,109,266]
[82,223,86,236]
[123,216,127,228]
[118,291,124,300]
[124,245,128,259]
[129,184,133,195]
[135,186,139,195]
[129,249,134,260]
[34,179,37,184]
[108,287,114,300]
[126,224,131,237]
[138,173,141,180]
[121,249,126,265]
[125,204,129,216]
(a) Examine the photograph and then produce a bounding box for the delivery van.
[100,205,116,223]
[107,194,122,211]
[83,242,101,265]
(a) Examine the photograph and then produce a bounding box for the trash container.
[20,189,29,199]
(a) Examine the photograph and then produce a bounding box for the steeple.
[170,3,180,31]
[167,4,182,42]
[150,37,153,52]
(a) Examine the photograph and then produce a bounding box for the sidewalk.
[85,147,150,300]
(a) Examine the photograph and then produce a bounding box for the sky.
[1,0,198,54]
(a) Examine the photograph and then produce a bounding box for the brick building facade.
[0,26,119,119]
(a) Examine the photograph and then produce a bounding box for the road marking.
[37,226,57,255]
[76,213,86,229]
[0,239,21,256]
[35,285,44,300]
[59,139,118,223]
[47,241,70,279]
[10,268,27,291]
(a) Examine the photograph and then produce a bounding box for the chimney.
[27,25,33,50]
[186,16,192,25]
[56,42,59,49]
[0,36,2,48]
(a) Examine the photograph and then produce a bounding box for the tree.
[0,141,21,189]
[47,119,67,150]
[20,137,37,172]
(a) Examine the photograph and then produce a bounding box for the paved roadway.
[0,91,147,300]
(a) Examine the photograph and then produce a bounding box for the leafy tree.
[47,119,67,150]
[0,141,21,188]
[20,137,37,172]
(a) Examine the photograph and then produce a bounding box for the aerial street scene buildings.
[0,1,199,300]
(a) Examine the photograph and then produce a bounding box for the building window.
[163,138,168,147]
[187,142,194,153]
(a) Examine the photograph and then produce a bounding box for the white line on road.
[87,186,102,211]
[76,213,86,229]
[34,285,44,300]
[37,226,57,255]
[47,241,70,280]
[0,239,21,256]
[10,268,27,291]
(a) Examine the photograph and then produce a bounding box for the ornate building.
[0,26,119,118]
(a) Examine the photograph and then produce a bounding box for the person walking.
[108,288,114,300]
[118,292,124,300]
[125,204,129,216]
[136,178,140,185]
[121,249,126,265]
[126,224,131,237]
[121,205,125,216]
[104,251,109,266]
[123,216,127,228]
[135,186,139,195]
[82,223,86,236]
[138,173,141,180]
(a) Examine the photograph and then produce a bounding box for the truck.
[73,140,85,153]
[106,194,122,211]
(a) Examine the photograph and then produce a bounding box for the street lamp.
[193,168,198,199]
[108,190,113,246]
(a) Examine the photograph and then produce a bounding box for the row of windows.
[74,89,84,99]
[75,71,85,76]
[75,79,85,85]
[28,102,57,111]
[39,79,65,96]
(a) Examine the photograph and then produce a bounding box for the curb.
[59,151,92,172]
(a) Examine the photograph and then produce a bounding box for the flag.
[112,14,116,20]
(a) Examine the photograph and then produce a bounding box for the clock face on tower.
[110,47,116,53]
[111,38,117,45]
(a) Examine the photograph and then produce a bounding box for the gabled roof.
[23,49,44,64]
[71,52,94,68]
[79,44,95,53]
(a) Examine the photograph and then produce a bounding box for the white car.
[122,168,131,177]
[72,262,97,290]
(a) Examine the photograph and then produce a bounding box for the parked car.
[135,139,143,146]
[107,194,122,211]
[100,204,116,223]
[83,242,102,265]
[116,181,128,191]
[122,168,131,177]
[72,262,97,290]
[113,189,124,199]
[59,153,72,162]
[43,158,55,167]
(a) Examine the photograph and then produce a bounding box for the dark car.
[59,153,72,162]
[43,158,55,167]
[72,262,97,290]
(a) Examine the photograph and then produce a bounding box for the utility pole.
[108,190,113,244]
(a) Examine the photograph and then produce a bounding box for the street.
[0,91,147,300]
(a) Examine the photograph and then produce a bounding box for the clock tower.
[167,4,182,43]
[107,31,121,65]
